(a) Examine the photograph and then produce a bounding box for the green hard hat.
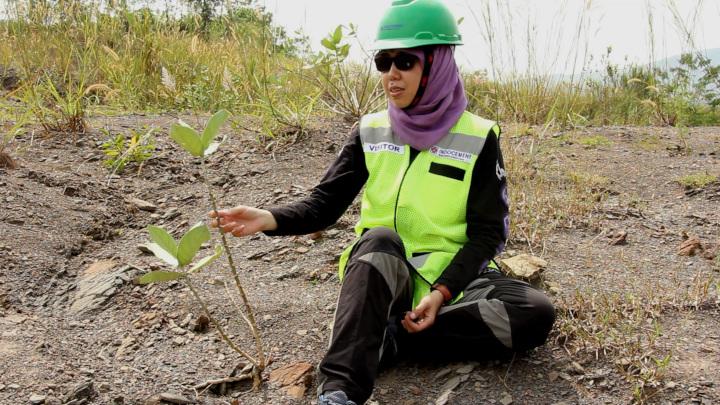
[373,0,463,50]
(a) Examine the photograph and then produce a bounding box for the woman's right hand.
[208,206,277,237]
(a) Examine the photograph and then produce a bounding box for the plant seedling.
[138,109,266,390]
[140,222,224,277]
[101,126,156,174]
[169,109,228,158]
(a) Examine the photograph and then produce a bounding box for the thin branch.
[193,374,252,391]
[201,157,267,370]
[223,279,254,331]
[185,277,260,368]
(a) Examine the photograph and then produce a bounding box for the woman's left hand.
[401,290,445,333]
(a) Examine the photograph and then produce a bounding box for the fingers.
[221,222,239,234]
[208,210,225,228]
[402,318,426,333]
[401,311,424,333]
[206,207,256,237]
[231,225,245,237]
[210,217,224,228]
[209,209,230,219]
[227,206,248,216]
[401,306,438,333]
[209,207,244,220]
[208,209,236,230]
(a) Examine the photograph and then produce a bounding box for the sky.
[258,0,720,76]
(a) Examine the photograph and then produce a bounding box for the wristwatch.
[430,283,452,305]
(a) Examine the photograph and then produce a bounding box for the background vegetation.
[1,0,719,134]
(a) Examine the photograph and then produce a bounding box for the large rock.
[500,254,547,285]
[127,197,157,212]
[159,392,195,404]
[63,380,96,404]
[677,237,702,256]
[69,261,133,315]
[269,362,314,386]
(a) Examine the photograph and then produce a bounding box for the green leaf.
[146,242,179,266]
[137,271,185,284]
[177,222,211,266]
[321,38,336,51]
[188,245,224,274]
[177,119,194,129]
[146,225,178,266]
[201,109,228,152]
[170,123,203,157]
[203,136,227,157]
[147,225,177,256]
[332,25,343,44]
[339,44,350,59]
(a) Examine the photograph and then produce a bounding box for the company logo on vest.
[430,146,473,163]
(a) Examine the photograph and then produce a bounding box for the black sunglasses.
[374,52,419,72]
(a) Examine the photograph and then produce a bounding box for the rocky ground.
[0,113,718,405]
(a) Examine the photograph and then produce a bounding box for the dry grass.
[553,264,718,403]
[502,127,608,253]
[504,124,719,403]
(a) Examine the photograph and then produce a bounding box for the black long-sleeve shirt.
[266,125,508,297]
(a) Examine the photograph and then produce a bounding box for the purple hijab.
[388,45,467,150]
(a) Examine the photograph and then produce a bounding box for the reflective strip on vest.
[362,127,487,158]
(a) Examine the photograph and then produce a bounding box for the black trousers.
[317,227,556,404]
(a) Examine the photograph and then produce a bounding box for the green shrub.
[676,172,718,189]
[101,126,157,174]
[578,135,612,148]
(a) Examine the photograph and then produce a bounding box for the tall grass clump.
[501,129,608,252]
[296,24,384,121]
[0,0,317,117]
[465,0,720,128]
[554,287,673,403]
[2,0,718,135]
[466,0,594,126]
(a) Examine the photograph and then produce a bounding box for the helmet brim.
[372,38,463,51]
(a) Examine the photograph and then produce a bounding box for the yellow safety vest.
[340,110,499,306]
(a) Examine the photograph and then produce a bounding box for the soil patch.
[1,115,718,404]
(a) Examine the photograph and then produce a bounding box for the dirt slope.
[0,114,718,405]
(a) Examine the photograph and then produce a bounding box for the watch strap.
[431,283,452,304]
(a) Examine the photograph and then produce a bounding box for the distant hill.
[556,48,720,83]
[653,47,720,69]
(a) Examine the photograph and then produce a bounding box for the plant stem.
[184,276,259,368]
[201,157,266,370]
